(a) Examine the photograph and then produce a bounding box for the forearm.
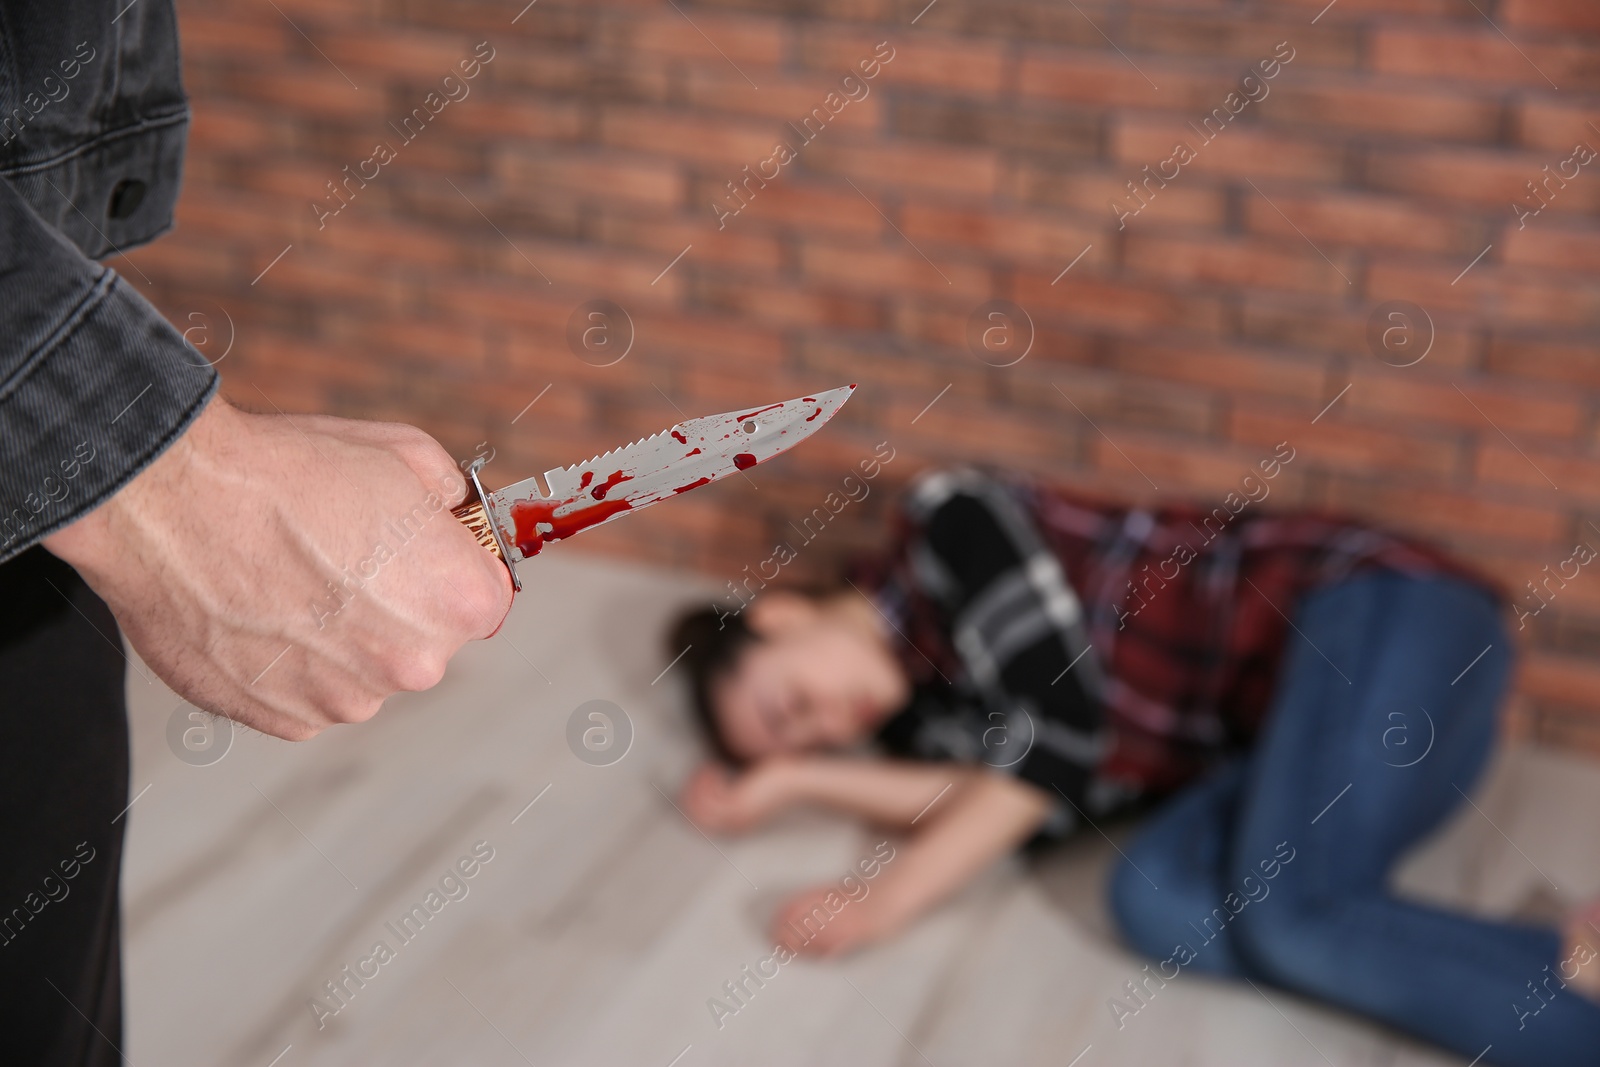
[871,771,1054,926]
[779,757,976,828]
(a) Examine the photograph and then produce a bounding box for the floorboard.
[121,552,1600,1066]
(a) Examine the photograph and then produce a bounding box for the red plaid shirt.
[862,471,1495,801]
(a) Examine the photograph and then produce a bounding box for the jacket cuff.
[0,268,218,563]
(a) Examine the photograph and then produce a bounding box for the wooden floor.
[122,552,1600,1067]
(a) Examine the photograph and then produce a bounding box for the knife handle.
[451,459,522,592]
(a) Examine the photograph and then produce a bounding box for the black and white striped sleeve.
[900,469,1117,827]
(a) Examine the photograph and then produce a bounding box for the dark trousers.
[0,547,128,1066]
[1107,571,1600,1067]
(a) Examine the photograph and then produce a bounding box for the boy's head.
[670,591,909,763]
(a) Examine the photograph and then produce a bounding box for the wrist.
[754,755,808,805]
[42,395,238,576]
[864,870,920,931]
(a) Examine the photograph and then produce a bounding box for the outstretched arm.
[680,755,975,832]
[772,769,1054,955]
[679,755,1055,955]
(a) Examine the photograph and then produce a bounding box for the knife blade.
[452,384,855,590]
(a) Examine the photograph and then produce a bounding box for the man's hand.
[43,396,512,740]
[680,760,797,834]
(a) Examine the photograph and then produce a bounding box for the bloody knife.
[452,384,855,590]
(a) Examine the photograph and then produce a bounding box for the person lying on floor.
[670,466,1600,1067]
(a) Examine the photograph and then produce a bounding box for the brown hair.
[667,605,757,764]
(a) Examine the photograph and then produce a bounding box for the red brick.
[597,106,787,167]
[495,48,670,101]
[1366,259,1600,331]
[691,276,885,332]
[1112,116,1346,183]
[796,336,965,396]
[1124,232,1357,297]
[1266,78,1501,142]
[1241,294,1482,369]
[797,238,991,300]
[321,216,478,270]
[883,299,975,356]
[887,396,1077,468]
[630,309,787,366]
[318,26,486,79]
[217,0,373,19]
[592,212,784,273]
[1476,443,1600,503]
[446,97,588,142]
[211,63,382,120]
[494,151,683,207]
[1521,653,1600,711]
[1513,97,1600,153]
[248,248,405,307]
[1268,0,1479,19]
[1014,273,1229,336]
[492,238,686,304]
[1113,340,1330,404]
[1243,188,1483,256]
[1005,162,1227,229]
[1502,223,1600,273]
[117,240,237,287]
[179,13,289,59]
[1124,14,1359,68]
[1475,551,1600,618]
[800,140,1001,198]
[1500,0,1600,33]
[1372,27,1600,91]
[1533,705,1600,757]
[1013,364,1218,437]
[797,28,1008,96]
[595,10,787,67]
[1485,335,1600,389]
[1325,480,1567,546]
[1366,146,1600,215]
[323,312,491,371]
[187,103,292,156]
[1018,48,1214,110]
[683,67,886,131]
[899,203,1102,266]
[896,0,1105,49]
[1343,365,1586,442]
[688,178,883,237]
[1232,407,1462,479]
[1085,433,1302,499]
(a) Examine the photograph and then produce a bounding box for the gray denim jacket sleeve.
[0,0,217,563]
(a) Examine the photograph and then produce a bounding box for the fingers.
[434,531,515,641]
[394,427,470,508]
[303,415,470,506]
[374,423,470,507]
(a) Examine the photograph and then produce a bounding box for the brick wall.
[138,0,1600,749]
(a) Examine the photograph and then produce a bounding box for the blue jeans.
[1106,571,1600,1066]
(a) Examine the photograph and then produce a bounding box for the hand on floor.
[1564,900,1600,1001]
[770,883,902,957]
[680,760,794,834]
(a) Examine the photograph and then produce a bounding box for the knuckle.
[323,693,382,726]
[396,425,450,466]
[282,719,324,741]
[387,649,448,692]
[474,564,512,620]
